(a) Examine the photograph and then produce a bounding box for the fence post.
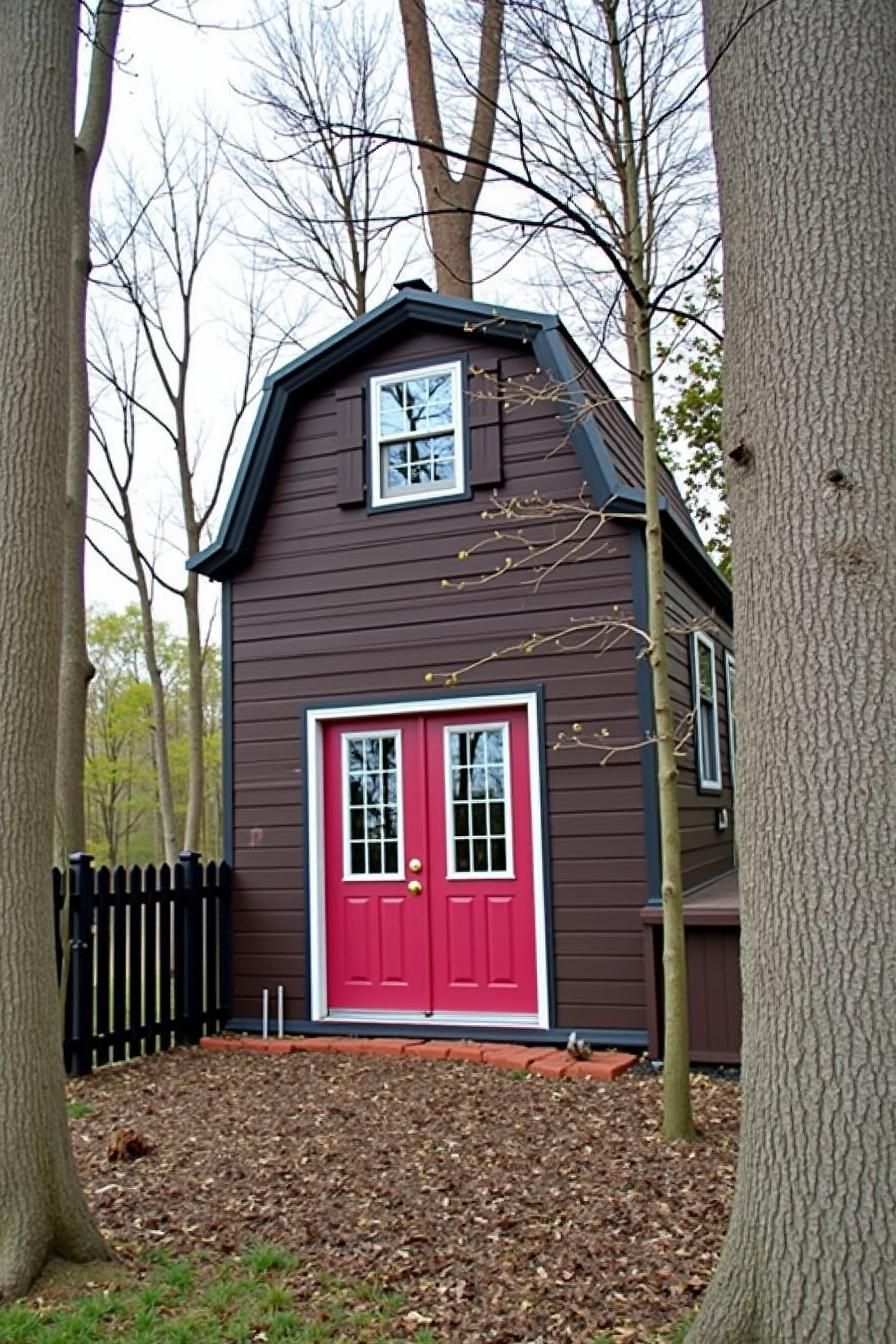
[179,851,203,1045]
[68,852,95,1078]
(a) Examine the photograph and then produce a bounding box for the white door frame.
[305,691,550,1029]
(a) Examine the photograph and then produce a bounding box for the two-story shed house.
[190,285,739,1061]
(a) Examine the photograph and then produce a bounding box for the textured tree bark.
[55,0,123,857]
[398,0,503,296]
[0,2,109,1298]
[691,2,896,1338]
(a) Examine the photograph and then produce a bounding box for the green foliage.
[84,606,222,865]
[658,276,729,578]
[0,1252,421,1343]
[65,1101,93,1120]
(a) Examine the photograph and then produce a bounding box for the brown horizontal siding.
[228,329,653,1030]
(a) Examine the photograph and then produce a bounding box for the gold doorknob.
[408,857,423,873]
[407,879,423,896]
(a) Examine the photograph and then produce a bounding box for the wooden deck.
[641,870,742,1064]
[641,869,740,928]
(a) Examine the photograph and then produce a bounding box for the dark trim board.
[220,582,235,1025]
[225,1017,649,1052]
[221,580,234,866]
[629,530,661,905]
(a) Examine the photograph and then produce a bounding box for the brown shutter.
[335,385,366,507]
[467,364,503,488]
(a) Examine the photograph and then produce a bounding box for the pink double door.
[322,707,539,1018]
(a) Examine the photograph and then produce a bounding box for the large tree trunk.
[398,0,503,297]
[0,2,109,1298]
[691,3,895,1339]
[55,1,123,857]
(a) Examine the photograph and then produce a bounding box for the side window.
[725,651,736,786]
[692,631,722,791]
[369,362,465,509]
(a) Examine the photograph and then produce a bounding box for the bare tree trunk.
[634,314,694,1142]
[691,2,896,1339]
[609,0,694,1140]
[623,288,644,432]
[0,2,109,1297]
[398,0,503,296]
[55,1,123,859]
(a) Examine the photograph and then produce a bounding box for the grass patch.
[0,1249,434,1343]
[66,1101,93,1120]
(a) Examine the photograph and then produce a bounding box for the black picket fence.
[53,852,231,1077]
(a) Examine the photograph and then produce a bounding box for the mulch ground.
[68,1048,739,1342]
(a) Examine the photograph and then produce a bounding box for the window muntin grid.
[445,724,513,877]
[342,732,403,878]
[370,362,464,507]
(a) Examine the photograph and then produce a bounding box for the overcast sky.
[83,0,672,634]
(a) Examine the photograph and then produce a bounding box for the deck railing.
[53,851,231,1077]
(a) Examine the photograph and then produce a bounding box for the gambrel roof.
[189,289,729,610]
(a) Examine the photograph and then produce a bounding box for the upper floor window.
[692,631,722,791]
[370,362,465,509]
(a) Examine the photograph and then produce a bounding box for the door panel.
[426,708,538,1015]
[323,718,430,1011]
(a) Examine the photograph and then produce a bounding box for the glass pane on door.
[446,725,512,875]
[343,733,402,877]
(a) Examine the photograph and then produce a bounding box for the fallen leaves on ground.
[68,1049,739,1342]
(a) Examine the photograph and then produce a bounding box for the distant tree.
[56,0,124,860]
[397,0,504,296]
[233,0,412,319]
[92,113,287,855]
[84,609,155,867]
[89,330,180,863]
[659,279,727,574]
[84,607,222,867]
[690,1,896,1339]
[0,0,109,1298]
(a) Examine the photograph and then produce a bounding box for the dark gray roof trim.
[188,289,730,613]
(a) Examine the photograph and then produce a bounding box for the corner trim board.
[629,531,662,905]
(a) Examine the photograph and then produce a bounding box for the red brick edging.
[199,1034,638,1082]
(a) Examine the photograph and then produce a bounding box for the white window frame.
[369,360,465,509]
[340,730,405,882]
[692,631,722,791]
[443,721,515,880]
[724,651,736,787]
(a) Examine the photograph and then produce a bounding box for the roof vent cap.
[394,277,433,293]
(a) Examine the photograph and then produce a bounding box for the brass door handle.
[408,857,423,873]
[407,879,423,896]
